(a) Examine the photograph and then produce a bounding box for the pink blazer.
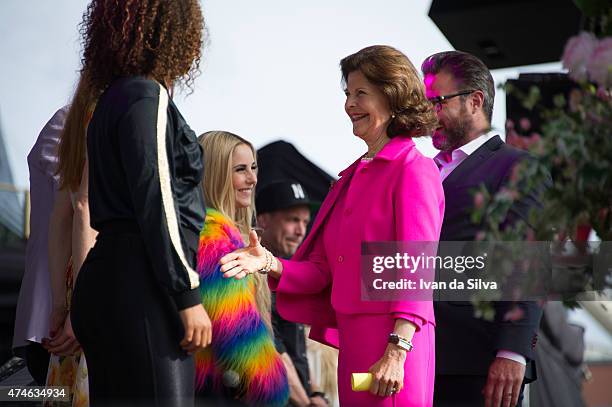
[269,136,445,348]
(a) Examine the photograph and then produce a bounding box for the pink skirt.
[336,313,435,407]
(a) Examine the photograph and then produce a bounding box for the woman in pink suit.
[220,45,444,406]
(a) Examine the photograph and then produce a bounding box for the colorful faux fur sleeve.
[195,208,289,406]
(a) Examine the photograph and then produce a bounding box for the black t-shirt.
[271,292,312,396]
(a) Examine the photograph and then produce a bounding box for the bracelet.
[309,391,330,405]
[258,248,273,275]
[388,333,414,352]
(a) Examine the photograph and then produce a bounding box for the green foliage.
[574,0,610,17]
[474,84,612,242]
[471,82,611,309]
[573,0,612,36]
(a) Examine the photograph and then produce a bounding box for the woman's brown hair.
[56,73,98,191]
[58,0,205,190]
[340,45,438,138]
[80,0,204,94]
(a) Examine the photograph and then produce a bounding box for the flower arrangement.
[470,1,611,312]
[475,41,611,240]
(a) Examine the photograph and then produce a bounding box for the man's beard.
[434,103,473,152]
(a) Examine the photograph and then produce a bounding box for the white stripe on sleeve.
[155,84,200,289]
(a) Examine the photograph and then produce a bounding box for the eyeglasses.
[428,90,476,111]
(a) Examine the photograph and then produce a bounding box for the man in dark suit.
[421,51,544,407]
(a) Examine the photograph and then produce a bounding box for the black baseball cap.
[256,181,319,214]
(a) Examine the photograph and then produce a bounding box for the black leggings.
[71,223,195,407]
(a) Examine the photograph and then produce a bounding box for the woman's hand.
[179,304,212,354]
[368,344,406,398]
[219,230,268,279]
[42,308,81,356]
[48,305,67,339]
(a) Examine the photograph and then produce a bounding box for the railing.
[0,182,30,240]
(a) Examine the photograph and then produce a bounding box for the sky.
[0,0,561,190]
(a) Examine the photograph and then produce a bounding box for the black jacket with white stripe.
[87,77,205,309]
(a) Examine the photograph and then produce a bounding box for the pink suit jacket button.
[337,255,344,263]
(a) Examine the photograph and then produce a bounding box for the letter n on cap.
[291,183,305,199]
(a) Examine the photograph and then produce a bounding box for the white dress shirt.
[434,131,496,181]
[434,131,527,366]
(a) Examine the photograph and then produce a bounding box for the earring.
[391,113,396,119]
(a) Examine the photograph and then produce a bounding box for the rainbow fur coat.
[195,208,289,406]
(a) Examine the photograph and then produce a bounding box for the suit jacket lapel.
[442,135,503,188]
[292,137,411,261]
[293,159,360,261]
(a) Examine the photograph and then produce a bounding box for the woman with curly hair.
[219,45,445,406]
[195,131,288,406]
[70,0,211,405]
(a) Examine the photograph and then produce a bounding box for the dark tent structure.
[256,140,335,205]
[428,0,581,69]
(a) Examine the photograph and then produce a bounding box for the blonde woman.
[195,131,288,406]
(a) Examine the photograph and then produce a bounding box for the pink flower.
[505,130,524,149]
[504,306,525,321]
[527,229,536,242]
[519,117,531,131]
[587,37,612,88]
[474,192,485,209]
[529,132,541,142]
[562,32,598,82]
[596,86,611,101]
[505,119,515,130]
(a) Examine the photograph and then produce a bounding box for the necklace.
[361,152,375,161]
[363,135,389,162]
